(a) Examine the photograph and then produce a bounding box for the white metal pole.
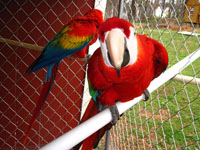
[81,0,107,118]
[118,0,124,18]
[40,49,200,150]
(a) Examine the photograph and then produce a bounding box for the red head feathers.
[99,17,133,42]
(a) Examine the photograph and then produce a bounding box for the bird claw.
[85,54,91,63]
[109,104,120,125]
[86,54,91,59]
[143,89,150,101]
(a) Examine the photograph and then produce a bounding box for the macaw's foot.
[143,89,150,101]
[85,54,91,63]
[109,104,120,125]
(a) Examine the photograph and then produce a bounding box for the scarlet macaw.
[74,17,168,149]
[24,9,103,143]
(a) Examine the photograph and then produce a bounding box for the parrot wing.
[147,36,169,79]
[26,24,95,73]
[88,79,99,101]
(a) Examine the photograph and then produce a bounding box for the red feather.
[99,17,133,42]
[24,62,59,144]
[150,37,169,78]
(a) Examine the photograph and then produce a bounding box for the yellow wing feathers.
[50,28,93,50]
[60,34,91,49]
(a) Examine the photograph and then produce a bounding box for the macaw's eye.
[121,48,130,68]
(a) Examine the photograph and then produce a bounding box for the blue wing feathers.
[27,39,90,73]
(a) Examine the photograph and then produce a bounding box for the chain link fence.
[0,0,200,150]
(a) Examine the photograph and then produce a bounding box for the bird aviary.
[0,0,200,149]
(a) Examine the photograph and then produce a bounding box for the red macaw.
[24,9,103,143]
[73,17,168,150]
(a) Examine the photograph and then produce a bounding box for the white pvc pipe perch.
[172,74,200,86]
[40,49,200,150]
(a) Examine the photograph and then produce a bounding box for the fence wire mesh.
[0,0,200,150]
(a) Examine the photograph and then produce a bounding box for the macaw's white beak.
[106,29,125,76]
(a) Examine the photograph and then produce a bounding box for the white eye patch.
[126,27,138,66]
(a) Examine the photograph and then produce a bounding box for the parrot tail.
[24,62,60,144]
[72,100,112,150]
[26,52,45,73]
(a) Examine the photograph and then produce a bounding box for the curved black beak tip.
[116,68,121,76]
